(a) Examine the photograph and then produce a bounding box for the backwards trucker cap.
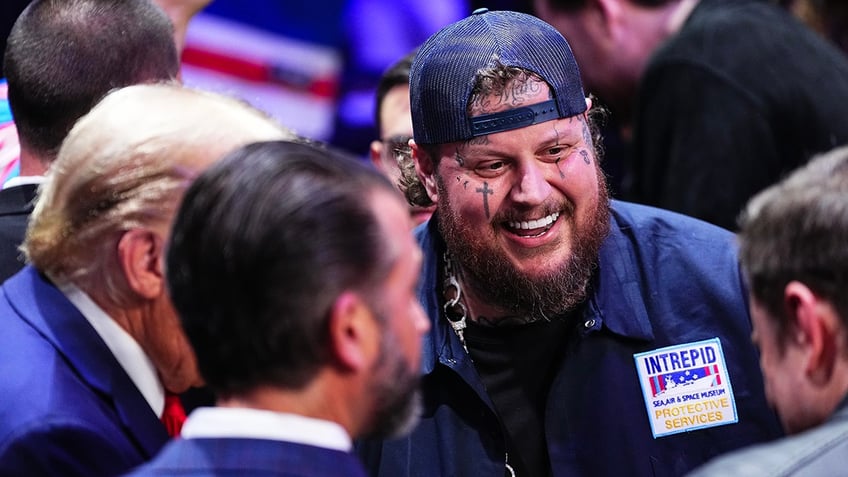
[410,8,587,145]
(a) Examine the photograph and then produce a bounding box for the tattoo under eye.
[580,149,591,165]
[551,122,566,178]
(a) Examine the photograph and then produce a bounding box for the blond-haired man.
[0,83,294,476]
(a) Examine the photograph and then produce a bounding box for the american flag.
[649,364,722,397]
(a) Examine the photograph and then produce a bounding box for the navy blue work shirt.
[357,200,782,477]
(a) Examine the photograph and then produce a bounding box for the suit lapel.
[3,266,169,456]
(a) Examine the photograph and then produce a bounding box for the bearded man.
[356,9,783,477]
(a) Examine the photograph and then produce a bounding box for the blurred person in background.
[369,50,436,227]
[776,0,848,56]
[535,0,848,230]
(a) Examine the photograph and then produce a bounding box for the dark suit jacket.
[124,438,368,477]
[0,266,169,476]
[0,183,37,282]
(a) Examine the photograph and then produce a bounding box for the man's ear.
[583,97,595,141]
[370,140,385,173]
[785,281,837,384]
[411,140,439,203]
[328,291,380,373]
[117,228,165,300]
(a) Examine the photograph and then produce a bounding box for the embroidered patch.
[633,338,738,438]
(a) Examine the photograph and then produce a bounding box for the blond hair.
[24,82,296,302]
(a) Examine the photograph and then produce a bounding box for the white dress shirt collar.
[3,174,45,189]
[181,407,352,452]
[57,281,165,416]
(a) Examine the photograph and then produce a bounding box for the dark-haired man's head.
[168,140,430,439]
[4,0,180,174]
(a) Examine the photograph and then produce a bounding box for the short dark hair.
[167,140,398,397]
[373,49,415,134]
[4,0,179,161]
[738,145,848,349]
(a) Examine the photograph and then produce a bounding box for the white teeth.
[508,212,560,230]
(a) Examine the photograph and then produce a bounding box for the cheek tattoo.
[580,118,593,165]
[556,157,566,178]
[476,181,494,219]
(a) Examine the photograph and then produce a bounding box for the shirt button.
[584,319,596,329]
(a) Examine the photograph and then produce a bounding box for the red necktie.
[160,392,187,438]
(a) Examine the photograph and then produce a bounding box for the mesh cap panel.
[410,9,587,145]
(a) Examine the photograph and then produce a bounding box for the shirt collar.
[57,281,165,416]
[181,407,352,451]
[3,175,45,190]
[587,205,655,341]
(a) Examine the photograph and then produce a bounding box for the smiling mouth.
[505,212,560,237]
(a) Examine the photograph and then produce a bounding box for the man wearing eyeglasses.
[369,50,436,227]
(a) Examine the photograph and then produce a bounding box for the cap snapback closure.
[468,99,559,137]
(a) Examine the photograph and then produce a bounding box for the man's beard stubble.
[361,326,422,440]
[437,167,611,322]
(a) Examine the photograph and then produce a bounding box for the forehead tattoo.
[469,78,544,115]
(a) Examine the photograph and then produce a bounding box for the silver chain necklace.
[441,252,517,477]
[441,252,468,352]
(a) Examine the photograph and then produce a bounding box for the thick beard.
[360,327,422,439]
[437,167,611,322]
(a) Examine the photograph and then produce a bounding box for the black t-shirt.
[465,316,573,477]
